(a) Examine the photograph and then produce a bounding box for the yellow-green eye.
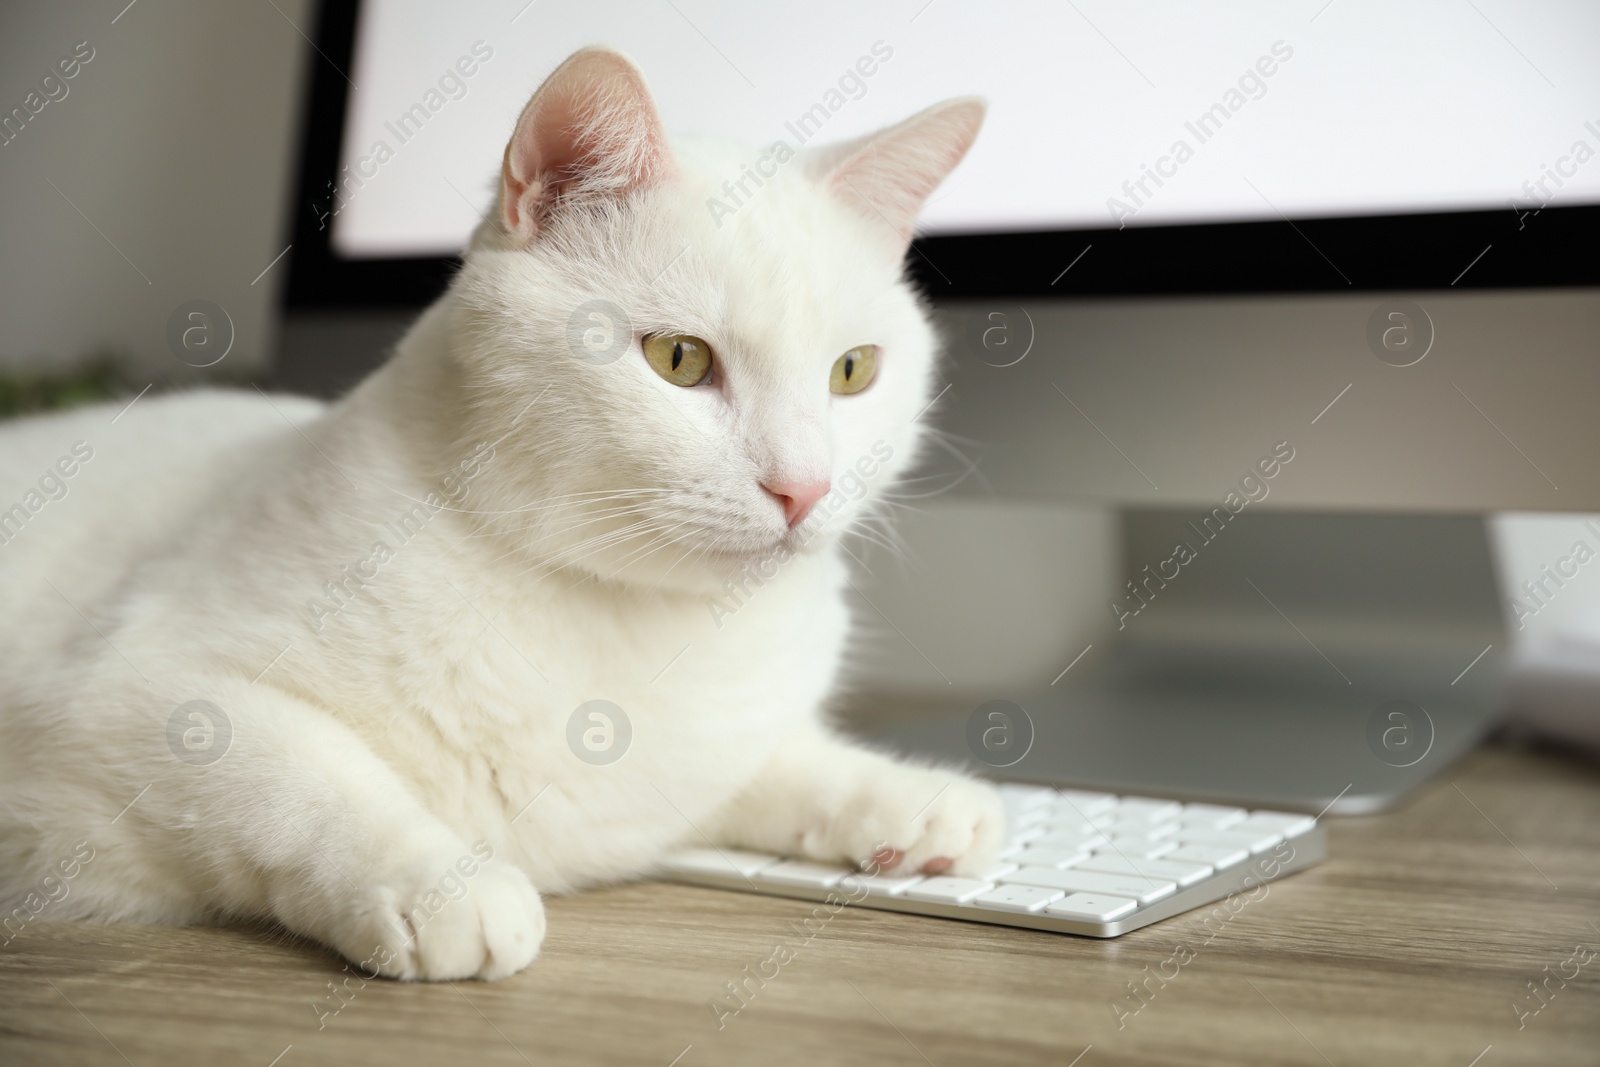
[643,333,712,387]
[830,345,877,395]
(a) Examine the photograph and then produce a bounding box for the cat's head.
[449,47,982,593]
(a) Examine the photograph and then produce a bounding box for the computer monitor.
[288,0,1600,811]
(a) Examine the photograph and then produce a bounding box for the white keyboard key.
[856,872,926,896]
[1012,847,1090,868]
[756,861,852,888]
[1076,854,1214,887]
[1053,789,1118,814]
[1109,797,1183,822]
[1031,829,1109,850]
[999,784,1057,808]
[1165,843,1250,869]
[1048,813,1103,831]
[999,866,1177,905]
[903,877,995,904]
[1101,836,1178,858]
[1177,827,1283,853]
[1235,812,1318,838]
[1046,892,1139,922]
[1180,803,1248,828]
[1006,824,1047,846]
[1044,823,1105,842]
[1101,819,1178,840]
[974,861,1021,881]
[1004,805,1051,829]
[662,848,780,879]
[972,884,1064,914]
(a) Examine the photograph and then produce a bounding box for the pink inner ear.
[500,49,671,243]
[502,96,583,235]
[824,97,986,250]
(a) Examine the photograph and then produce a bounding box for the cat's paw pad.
[810,768,1005,879]
[336,851,545,981]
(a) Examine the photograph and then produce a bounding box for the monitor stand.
[864,510,1507,815]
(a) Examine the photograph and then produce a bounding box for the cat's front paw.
[331,847,545,981]
[811,766,1005,879]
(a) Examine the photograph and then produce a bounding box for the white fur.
[0,49,1000,980]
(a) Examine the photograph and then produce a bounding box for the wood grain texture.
[2,743,1597,1067]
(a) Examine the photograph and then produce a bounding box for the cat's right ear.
[499,47,673,245]
[811,97,985,256]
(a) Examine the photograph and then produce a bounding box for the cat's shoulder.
[0,387,325,514]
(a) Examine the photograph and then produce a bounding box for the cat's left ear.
[814,97,985,253]
[500,47,673,245]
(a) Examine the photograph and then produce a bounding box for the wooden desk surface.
[2,743,1597,1067]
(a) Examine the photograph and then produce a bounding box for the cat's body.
[0,48,1002,979]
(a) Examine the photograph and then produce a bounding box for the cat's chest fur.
[300,530,852,893]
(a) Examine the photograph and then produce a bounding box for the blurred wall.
[0,0,312,379]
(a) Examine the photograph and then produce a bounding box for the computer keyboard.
[659,784,1328,937]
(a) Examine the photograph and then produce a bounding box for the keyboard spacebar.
[999,866,1176,905]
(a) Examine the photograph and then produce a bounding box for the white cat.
[0,48,1003,980]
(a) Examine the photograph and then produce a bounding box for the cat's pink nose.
[763,478,830,527]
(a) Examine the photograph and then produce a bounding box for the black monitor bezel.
[286,0,1599,310]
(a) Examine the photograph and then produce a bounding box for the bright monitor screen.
[330,0,1600,258]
